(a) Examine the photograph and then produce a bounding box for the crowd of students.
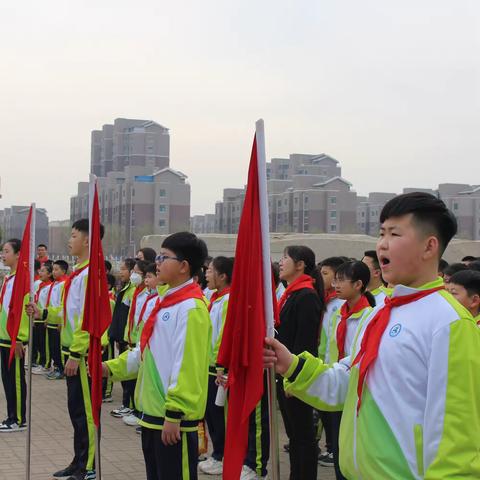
[0,191,479,480]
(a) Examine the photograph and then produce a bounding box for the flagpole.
[89,174,102,480]
[25,204,36,480]
[255,119,281,480]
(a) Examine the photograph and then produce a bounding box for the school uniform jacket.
[106,280,212,431]
[62,260,89,359]
[123,287,149,345]
[318,297,345,362]
[46,280,66,327]
[0,273,29,347]
[282,278,480,479]
[208,292,229,371]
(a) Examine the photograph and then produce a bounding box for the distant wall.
[141,233,480,263]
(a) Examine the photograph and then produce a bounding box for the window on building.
[304,196,309,204]
[361,211,365,217]
[330,196,337,204]
[294,197,298,205]
[277,200,282,207]
[453,202,459,211]
[159,189,166,197]
[330,224,337,232]
[330,211,337,219]
[159,205,166,212]
[284,199,288,205]
[158,219,166,227]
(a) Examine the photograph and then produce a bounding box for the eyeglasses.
[155,254,183,263]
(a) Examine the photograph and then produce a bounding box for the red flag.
[7,206,34,366]
[82,183,112,427]
[217,135,275,479]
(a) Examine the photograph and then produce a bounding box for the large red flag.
[217,134,276,479]
[7,206,34,366]
[82,183,112,427]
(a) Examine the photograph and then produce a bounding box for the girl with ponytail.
[276,245,324,480]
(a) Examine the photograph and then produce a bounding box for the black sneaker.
[135,426,142,435]
[318,451,334,467]
[53,464,79,478]
[0,420,27,433]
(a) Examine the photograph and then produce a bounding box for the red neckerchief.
[324,288,337,304]
[35,280,53,303]
[140,282,205,354]
[336,295,371,360]
[208,287,231,312]
[352,286,444,413]
[37,256,49,264]
[138,292,159,324]
[278,274,315,312]
[45,276,68,308]
[62,263,89,326]
[108,290,116,302]
[127,285,146,344]
[0,274,15,307]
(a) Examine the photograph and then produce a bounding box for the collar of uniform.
[163,278,193,298]
[391,277,444,298]
[73,259,89,271]
[370,287,383,296]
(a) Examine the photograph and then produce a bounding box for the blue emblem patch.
[162,312,170,322]
[389,324,402,337]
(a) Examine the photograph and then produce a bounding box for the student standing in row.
[0,239,29,432]
[276,245,324,480]
[265,192,480,479]
[448,270,480,325]
[104,232,212,480]
[362,250,388,307]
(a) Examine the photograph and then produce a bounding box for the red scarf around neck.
[336,295,371,360]
[35,280,53,304]
[352,286,444,413]
[278,274,315,312]
[138,292,159,324]
[127,285,146,344]
[62,264,89,325]
[140,282,205,354]
[0,274,15,306]
[324,288,337,304]
[45,276,69,309]
[208,287,231,312]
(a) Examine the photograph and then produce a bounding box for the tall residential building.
[357,192,396,236]
[211,153,359,234]
[71,118,190,255]
[91,118,170,177]
[0,206,49,246]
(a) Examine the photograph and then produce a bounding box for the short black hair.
[5,238,21,254]
[37,244,48,249]
[53,260,69,273]
[380,192,457,256]
[468,260,480,273]
[212,256,235,285]
[138,247,157,263]
[363,250,380,270]
[72,218,105,240]
[444,262,468,279]
[145,262,157,275]
[335,261,376,307]
[104,260,112,273]
[462,256,477,262]
[135,259,149,276]
[438,259,449,273]
[319,256,347,272]
[106,273,116,290]
[42,260,54,275]
[162,232,208,277]
[449,270,480,297]
[123,258,136,271]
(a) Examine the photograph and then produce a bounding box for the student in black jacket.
[276,245,325,480]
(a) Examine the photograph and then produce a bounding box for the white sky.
[1,0,479,220]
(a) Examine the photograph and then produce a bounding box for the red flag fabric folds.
[217,136,270,480]
[82,184,112,427]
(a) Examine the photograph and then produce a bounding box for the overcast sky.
[1,0,479,220]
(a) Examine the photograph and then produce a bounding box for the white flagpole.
[88,174,102,480]
[255,119,280,480]
[25,203,36,480]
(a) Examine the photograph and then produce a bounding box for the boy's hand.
[263,337,294,375]
[162,420,181,446]
[15,342,25,359]
[65,358,79,376]
[25,303,40,319]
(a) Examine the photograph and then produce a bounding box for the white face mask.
[130,272,143,287]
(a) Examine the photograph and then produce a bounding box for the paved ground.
[0,373,336,480]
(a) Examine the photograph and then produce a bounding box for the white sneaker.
[240,465,266,480]
[198,457,223,475]
[123,414,139,426]
[110,406,132,418]
[31,366,47,375]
